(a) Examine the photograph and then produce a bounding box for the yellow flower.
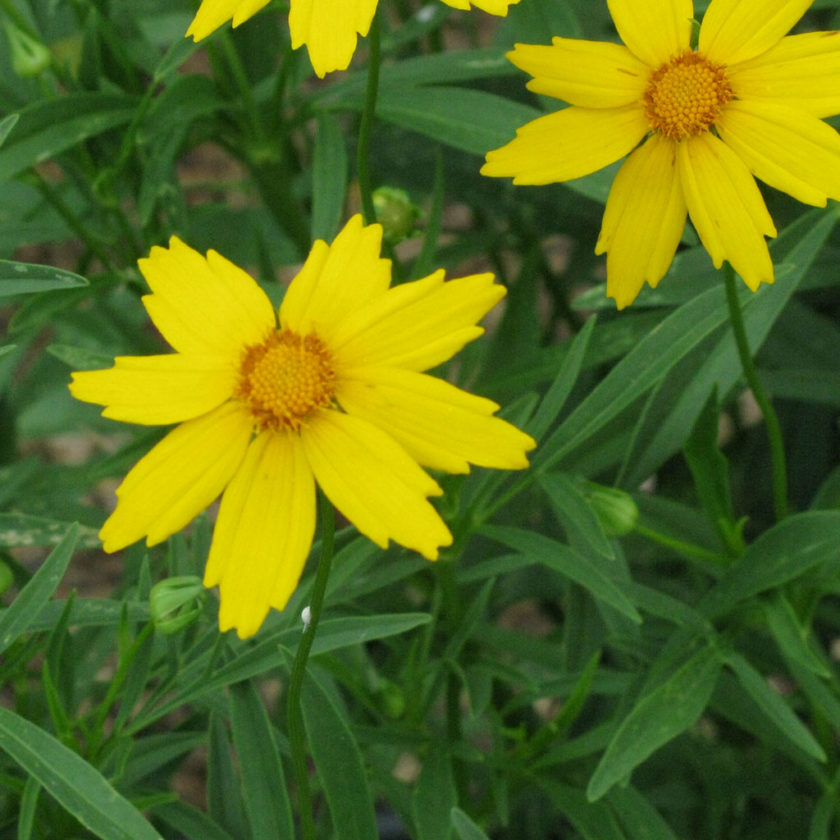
[482,0,840,309]
[70,216,535,638]
[186,0,520,78]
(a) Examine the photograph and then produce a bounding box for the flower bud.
[372,187,420,244]
[585,483,639,537]
[150,576,204,635]
[3,22,51,78]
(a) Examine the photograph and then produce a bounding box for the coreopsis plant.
[69,215,535,638]
[483,0,840,308]
[187,0,521,76]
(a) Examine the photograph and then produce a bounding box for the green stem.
[286,494,335,840]
[356,13,381,225]
[634,524,728,565]
[722,263,788,521]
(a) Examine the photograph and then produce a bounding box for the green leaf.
[0,113,19,147]
[311,114,348,241]
[701,512,840,619]
[14,598,150,633]
[17,776,40,840]
[0,523,78,656]
[587,643,722,801]
[207,713,247,840]
[0,513,99,549]
[302,670,378,840]
[539,780,626,839]
[608,785,681,840]
[451,808,491,840]
[726,652,826,761]
[229,682,294,839]
[151,801,235,840]
[0,93,136,182]
[482,525,641,623]
[414,745,455,840]
[0,260,88,297]
[763,594,830,678]
[0,707,163,840]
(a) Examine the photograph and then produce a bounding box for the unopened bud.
[372,187,420,244]
[3,22,51,78]
[150,576,204,635]
[585,483,639,537]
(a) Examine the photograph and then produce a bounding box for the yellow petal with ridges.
[337,367,536,473]
[440,0,519,14]
[204,432,316,639]
[332,271,503,372]
[595,135,687,309]
[140,237,275,357]
[301,411,452,559]
[717,99,840,207]
[509,39,649,109]
[699,0,814,66]
[677,133,776,292]
[727,31,840,119]
[187,0,271,40]
[606,0,693,67]
[69,354,235,425]
[99,402,253,553]
[289,0,378,78]
[482,105,649,185]
[280,215,391,342]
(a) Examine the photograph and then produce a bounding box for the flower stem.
[722,263,788,521]
[286,493,335,840]
[357,13,381,225]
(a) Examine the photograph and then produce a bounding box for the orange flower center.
[235,330,336,431]
[643,52,733,140]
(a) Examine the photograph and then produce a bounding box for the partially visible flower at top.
[483,0,840,308]
[186,0,520,78]
[70,216,535,639]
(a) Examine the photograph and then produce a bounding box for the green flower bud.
[150,576,205,635]
[372,187,420,244]
[585,483,639,537]
[3,22,51,78]
[0,561,13,596]
[376,678,406,719]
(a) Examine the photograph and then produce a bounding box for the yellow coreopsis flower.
[483,0,840,308]
[70,216,535,638]
[186,0,520,78]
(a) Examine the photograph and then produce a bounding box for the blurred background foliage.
[1,0,840,838]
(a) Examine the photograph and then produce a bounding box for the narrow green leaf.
[701,512,840,619]
[539,780,626,839]
[0,707,163,840]
[0,260,88,297]
[311,114,347,241]
[207,713,247,840]
[451,808,491,840]
[229,682,294,839]
[17,776,40,840]
[0,113,19,147]
[608,785,681,840]
[808,790,836,840]
[122,733,207,789]
[0,523,78,656]
[13,598,150,633]
[482,526,641,623]
[414,746,455,840]
[727,652,826,761]
[764,594,830,678]
[302,670,378,840]
[587,643,722,801]
[0,513,99,549]
[151,801,235,840]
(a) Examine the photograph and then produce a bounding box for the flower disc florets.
[236,330,336,431]
[643,52,734,140]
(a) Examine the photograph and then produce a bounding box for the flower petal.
[717,99,840,207]
[300,410,452,560]
[727,31,840,119]
[482,105,649,185]
[289,0,378,78]
[606,0,693,67]
[677,132,776,291]
[337,367,536,473]
[280,215,391,343]
[699,0,813,66]
[69,354,235,425]
[186,0,271,40]
[507,39,649,109]
[595,134,687,309]
[99,402,253,552]
[440,0,519,14]
[332,271,504,372]
[140,237,275,357]
[204,432,316,639]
